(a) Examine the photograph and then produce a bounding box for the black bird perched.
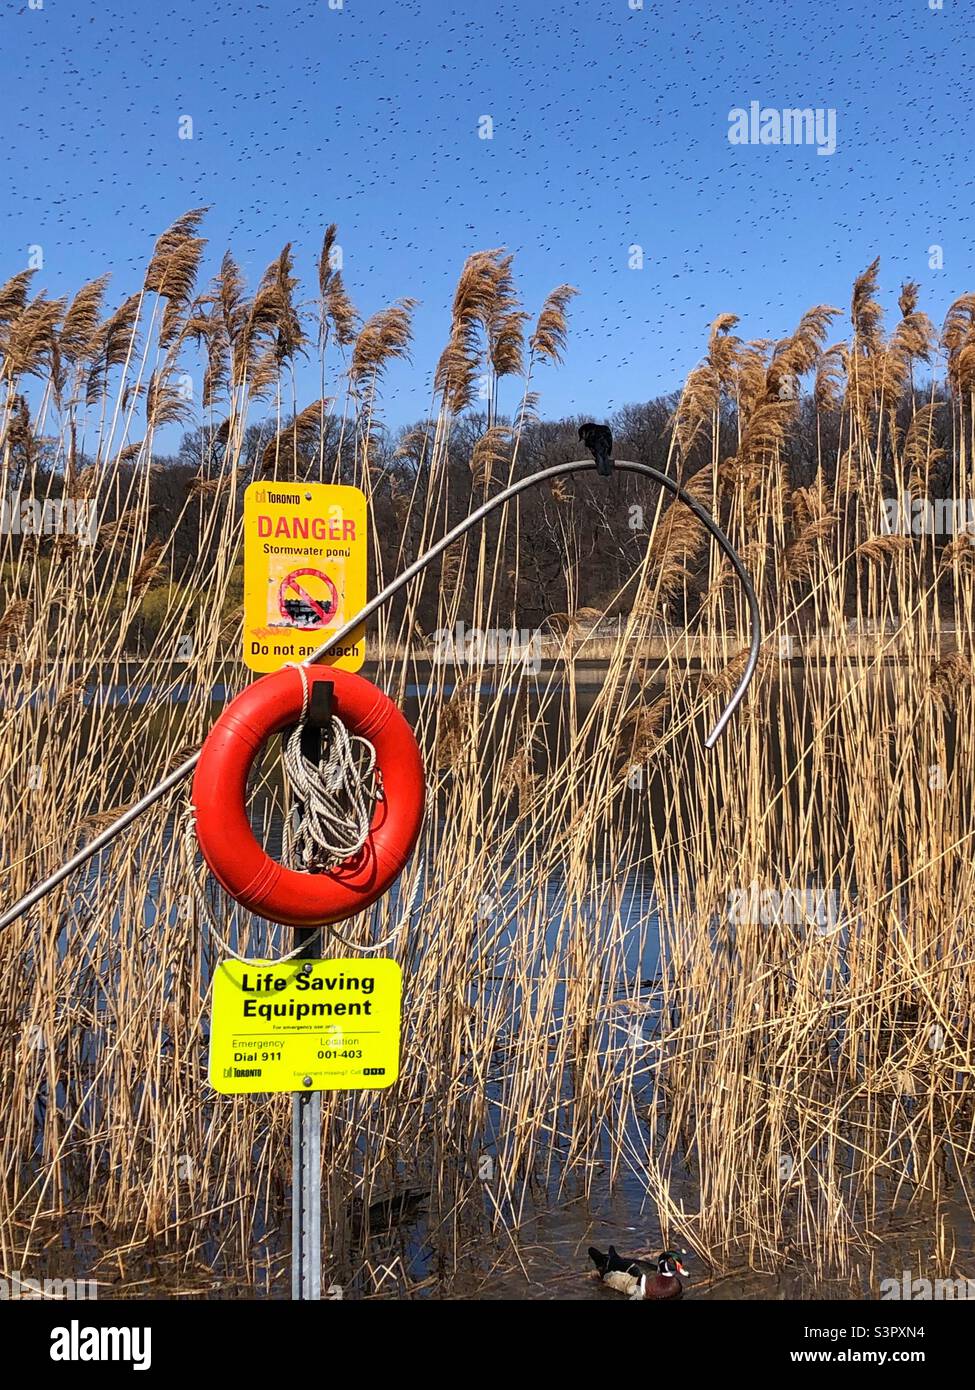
[579,422,614,477]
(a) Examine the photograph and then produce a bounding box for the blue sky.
[3,0,974,433]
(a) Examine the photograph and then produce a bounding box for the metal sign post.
[291,928,322,1301]
[289,678,332,1301]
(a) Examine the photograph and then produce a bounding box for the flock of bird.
[4,0,971,425]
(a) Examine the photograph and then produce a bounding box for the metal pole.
[286,685,332,1301]
[0,459,761,932]
[291,932,322,1300]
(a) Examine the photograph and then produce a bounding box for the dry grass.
[0,215,974,1296]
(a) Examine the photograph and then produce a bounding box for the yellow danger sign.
[243,482,366,672]
[209,958,401,1094]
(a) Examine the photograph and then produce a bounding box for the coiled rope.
[280,664,382,871]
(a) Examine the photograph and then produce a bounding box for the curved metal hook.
[0,458,760,932]
[300,459,761,747]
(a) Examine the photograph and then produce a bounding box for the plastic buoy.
[192,665,424,927]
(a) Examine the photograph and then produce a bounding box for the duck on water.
[588,1248,688,1300]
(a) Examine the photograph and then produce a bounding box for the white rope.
[183,807,421,959]
[282,713,381,870]
[319,861,422,953]
[182,809,317,964]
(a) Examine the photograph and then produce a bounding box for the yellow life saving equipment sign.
[242,482,366,672]
[209,958,402,1094]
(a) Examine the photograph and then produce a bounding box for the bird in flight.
[579,422,614,477]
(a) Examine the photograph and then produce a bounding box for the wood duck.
[588,1246,687,1300]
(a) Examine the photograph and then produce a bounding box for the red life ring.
[191,665,424,928]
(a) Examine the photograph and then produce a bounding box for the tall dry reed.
[0,215,973,1296]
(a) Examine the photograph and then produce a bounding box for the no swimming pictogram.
[277,567,339,629]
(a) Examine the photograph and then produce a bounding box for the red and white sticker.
[277,567,339,630]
